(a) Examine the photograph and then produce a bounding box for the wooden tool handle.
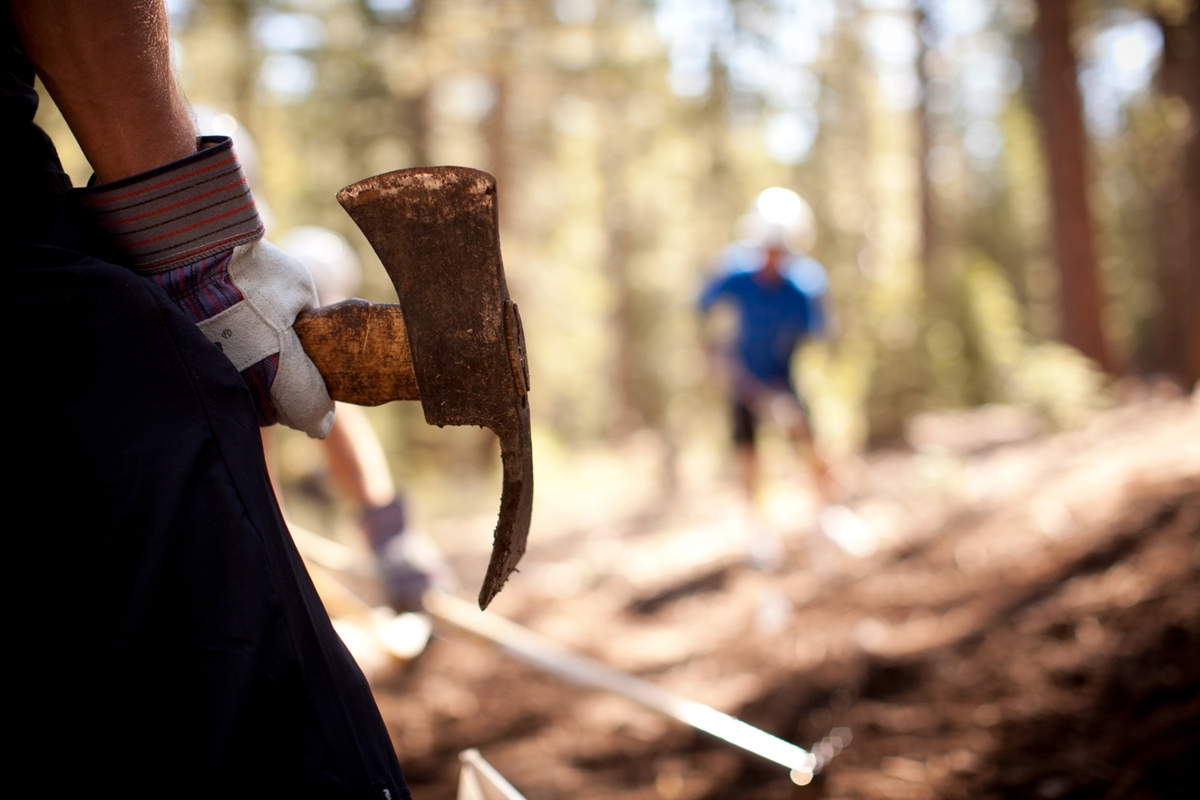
[294,299,420,406]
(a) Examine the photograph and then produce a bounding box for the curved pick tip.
[477,416,533,609]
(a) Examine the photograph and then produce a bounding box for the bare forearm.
[10,0,195,182]
[323,404,397,509]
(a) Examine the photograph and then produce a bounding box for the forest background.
[36,0,1200,527]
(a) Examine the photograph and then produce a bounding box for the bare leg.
[789,420,833,505]
[259,407,396,516]
[762,390,832,505]
[736,443,759,503]
[323,405,457,610]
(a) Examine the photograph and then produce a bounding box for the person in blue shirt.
[700,196,831,505]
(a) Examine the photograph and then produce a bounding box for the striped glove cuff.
[77,136,264,272]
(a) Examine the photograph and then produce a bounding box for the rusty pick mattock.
[293,166,532,610]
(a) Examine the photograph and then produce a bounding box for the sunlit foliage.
[33,0,1192,483]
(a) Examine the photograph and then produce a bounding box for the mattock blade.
[337,167,532,609]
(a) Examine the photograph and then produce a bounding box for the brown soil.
[368,395,1200,799]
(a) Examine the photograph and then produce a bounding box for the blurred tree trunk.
[599,94,641,438]
[1032,0,1113,373]
[603,186,642,439]
[395,0,431,168]
[915,0,938,290]
[1189,9,1200,386]
[699,50,741,248]
[191,0,256,135]
[398,90,431,167]
[1152,9,1200,387]
[599,16,647,440]
[226,0,256,132]
[483,12,520,221]
[482,74,510,215]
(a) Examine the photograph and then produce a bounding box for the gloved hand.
[151,241,334,436]
[78,136,334,438]
[362,498,459,613]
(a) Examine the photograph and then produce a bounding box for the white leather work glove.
[192,240,334,438]
[78,135,335,438]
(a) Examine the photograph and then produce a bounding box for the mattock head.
[337,167,532,609]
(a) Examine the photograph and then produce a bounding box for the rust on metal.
[336,166,533,609]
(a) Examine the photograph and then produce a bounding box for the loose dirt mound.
[371,395,1200,799]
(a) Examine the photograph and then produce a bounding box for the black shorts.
[6,202,408,797]
[731,390,809,447]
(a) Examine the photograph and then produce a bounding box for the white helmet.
[736,187,815,252]
[193,104,260,187]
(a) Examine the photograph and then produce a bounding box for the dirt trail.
[371,394,1200,799]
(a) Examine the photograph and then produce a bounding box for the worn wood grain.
[294,299,420,406]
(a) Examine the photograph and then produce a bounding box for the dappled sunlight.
[27,0,1200,796]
